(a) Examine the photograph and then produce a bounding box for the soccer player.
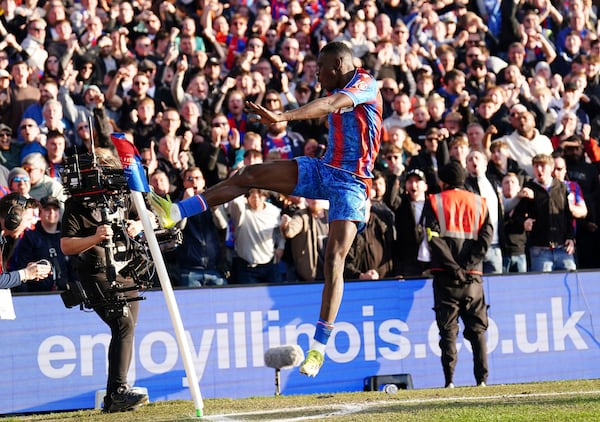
[152,41,383,377]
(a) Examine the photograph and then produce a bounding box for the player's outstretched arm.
[246,92,353,124]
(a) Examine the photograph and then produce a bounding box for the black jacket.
[512,178,574,247]
[394,195,429,277]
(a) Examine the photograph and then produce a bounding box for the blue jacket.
[11,221,72,292]
[176,210,223,271]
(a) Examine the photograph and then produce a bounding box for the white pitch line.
[202,390,600,422]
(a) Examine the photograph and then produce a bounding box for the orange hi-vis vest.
[429,190,487,240]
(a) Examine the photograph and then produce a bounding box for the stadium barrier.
[1,271,599,414]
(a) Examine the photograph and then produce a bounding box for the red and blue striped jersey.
[322,68,383,179]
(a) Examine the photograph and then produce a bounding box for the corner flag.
[111,133,150,192]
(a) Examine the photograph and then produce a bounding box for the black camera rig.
[60,200,183,319]
[60,278,144,320]
[60,129,182,319]
[62,153,129,198]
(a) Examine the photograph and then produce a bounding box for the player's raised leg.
[151,160,299,227]
[300,220,358,377]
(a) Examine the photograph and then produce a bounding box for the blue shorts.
[292,156,369,228]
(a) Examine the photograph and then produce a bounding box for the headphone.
[4,197,28,231]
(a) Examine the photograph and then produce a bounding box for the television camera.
[60,138,182,319]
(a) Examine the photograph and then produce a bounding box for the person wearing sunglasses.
[175,167,228,288]
[21,152,66,208]
[0,123,21,170]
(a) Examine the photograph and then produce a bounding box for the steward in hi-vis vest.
[422,161,493,389]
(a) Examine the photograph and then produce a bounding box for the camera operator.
[0,193,52,289]
[60,148,148,413]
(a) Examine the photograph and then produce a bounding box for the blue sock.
[177,194,208,218]
[314,318,334,345]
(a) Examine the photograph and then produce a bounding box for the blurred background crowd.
[0,0,599,289]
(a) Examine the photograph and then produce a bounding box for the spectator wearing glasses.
[379,77,399,119]
[466,59,494,100]
[261,27,280,59]
[107,70,156,130]
[70,119,96,155]
[7,167,31,199]
[388,125,419,165]
[21,152,66,207]
[154,107,185,143]
[374,144,403,213]
[176,167,228,287]
[21,19,48,73]
[233,35,264,74]
[18,118,46,161]
[381,143,405,181]
[194,113,238,188]
[133,34,157,63]
[0,123,21,170]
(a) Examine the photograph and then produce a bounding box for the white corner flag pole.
[130,191,204,417]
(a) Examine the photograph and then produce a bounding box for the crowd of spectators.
[0,0,599,287]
